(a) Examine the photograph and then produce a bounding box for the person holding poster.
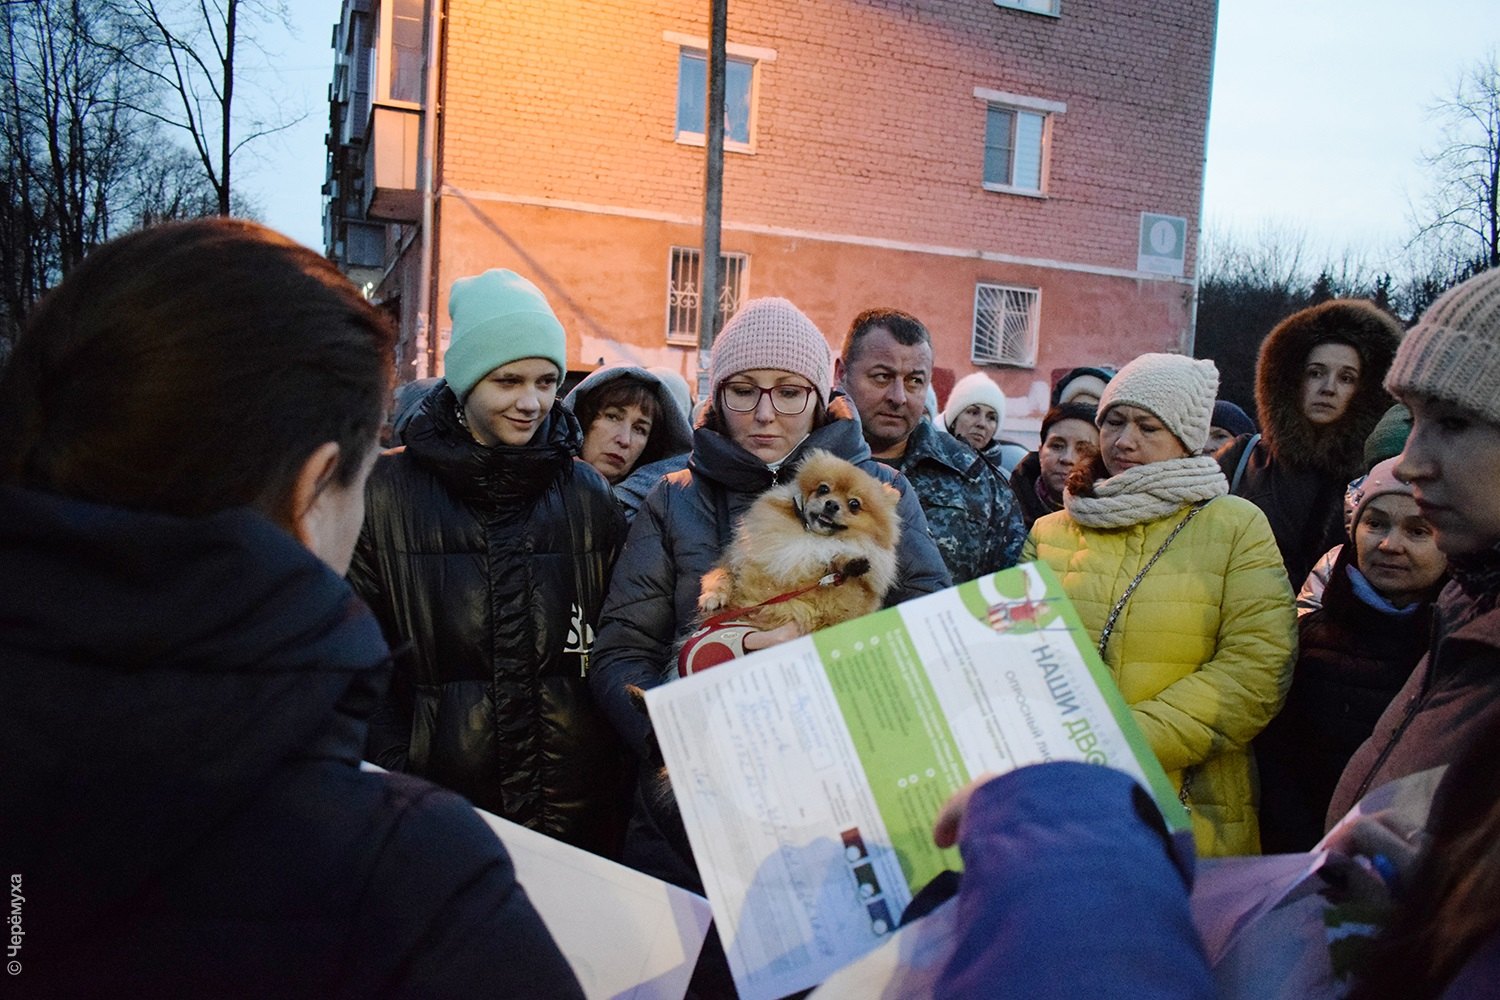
[1024,352,1296,856]
[0,220,581,997]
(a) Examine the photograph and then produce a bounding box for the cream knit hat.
[709,297,832,404]
[942,372,1007,432]
[1386,267,1500,424]
[1097,353,1219,453]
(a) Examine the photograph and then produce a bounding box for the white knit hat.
[710,297,833,404]
[1097,353,1219,453]
[1386,267,1500,425]
[942,372,1007,432]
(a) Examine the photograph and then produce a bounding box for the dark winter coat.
[1008,450,1062,528]
[893,418,1027,585]
[350,382,628,855]
[591,395,953,759]
[1328,571,1500,825]
[0,485,580,1000]
[1256,545,1441,852]
[1217,299,1401,587]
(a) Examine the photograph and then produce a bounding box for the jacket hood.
[1255,299,1402,476]
[688,394,871,494]
[403,380,581,500]
[0,486,390,942]
[562,364,694,465]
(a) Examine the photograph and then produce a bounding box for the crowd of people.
[4,215,1500,998]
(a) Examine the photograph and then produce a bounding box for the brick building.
[324,0,1216,435]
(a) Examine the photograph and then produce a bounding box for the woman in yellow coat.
[1024,353,1296,856]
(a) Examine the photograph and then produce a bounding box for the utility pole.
[696,0,727,399]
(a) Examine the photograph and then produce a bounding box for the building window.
[369,0,424,106]
[667,247,748,345]
[995,0,1061,16]
[665,32,776,152]
[676,51,755,148]
[973,284,1040,367]
[974,88,1065,196]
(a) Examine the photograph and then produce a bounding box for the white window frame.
[368,0,425,109]
[972,283,1041,368]
[974,88,1065,197]
[994,0,1061,17]
[666,246,749,346]
[665,31,777,154]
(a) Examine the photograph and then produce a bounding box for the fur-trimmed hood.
[1255,299,1402,476]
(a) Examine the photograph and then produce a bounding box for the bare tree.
[1410,52,1500,273]
[0,0,216,346]
[106,0,296,216]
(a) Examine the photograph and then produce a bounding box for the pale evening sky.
[250,2,1499,277]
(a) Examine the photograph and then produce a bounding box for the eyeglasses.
[720,381,816,415]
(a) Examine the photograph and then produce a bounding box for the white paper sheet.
[646,563,1182,1000]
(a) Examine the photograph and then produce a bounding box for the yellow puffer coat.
[1024,495,1296,856]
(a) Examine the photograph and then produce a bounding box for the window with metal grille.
[666,248,748,345]
[972,284,1040,366]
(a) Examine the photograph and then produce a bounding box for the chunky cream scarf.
[1063,455,1228,529]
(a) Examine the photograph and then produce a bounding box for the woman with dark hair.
[563,364,692,497]
[0,220,579,997]
[350,268,627,857]
[1217,300,1402,588]
[1024,353,1296,856]
[591,297,950,880]
[1008,401,1098,528]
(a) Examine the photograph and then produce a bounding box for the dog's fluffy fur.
[697,449,901,634]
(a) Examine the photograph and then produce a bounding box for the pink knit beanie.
[709,298,833,405]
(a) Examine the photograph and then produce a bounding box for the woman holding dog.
[591,298,950,883]
[1023,353,1296,857]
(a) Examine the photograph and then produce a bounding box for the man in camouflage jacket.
[836,308,1027,585]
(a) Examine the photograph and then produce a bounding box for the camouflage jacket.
[893,420,1027,585]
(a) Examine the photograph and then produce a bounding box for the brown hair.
[0,218,394,527]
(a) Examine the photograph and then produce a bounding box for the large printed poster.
[646,562,1186,1000]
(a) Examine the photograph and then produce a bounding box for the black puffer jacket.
[1217,299,1402,587]
[1255,545,1442,852]
[591,396,952,758]
[0,485,580,999]
[350,382,627,854]
[1008,450,1061,528]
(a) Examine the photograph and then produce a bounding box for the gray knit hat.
[709,297,832,404]
[1386,267,1500,424]
[1097,353,1219,453]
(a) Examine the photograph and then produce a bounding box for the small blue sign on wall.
[1138,213,1187,277]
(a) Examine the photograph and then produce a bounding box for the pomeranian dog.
[697,449,902,635]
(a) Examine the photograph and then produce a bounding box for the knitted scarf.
[1063,455,1228,529]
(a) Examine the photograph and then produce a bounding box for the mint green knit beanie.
[443,269,567,400]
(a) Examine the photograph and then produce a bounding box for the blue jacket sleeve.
[888,471,953,603]
[938,763,1214,1000]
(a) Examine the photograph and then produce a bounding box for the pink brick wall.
[439,0,1214,270]
[405,0,1215,418]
